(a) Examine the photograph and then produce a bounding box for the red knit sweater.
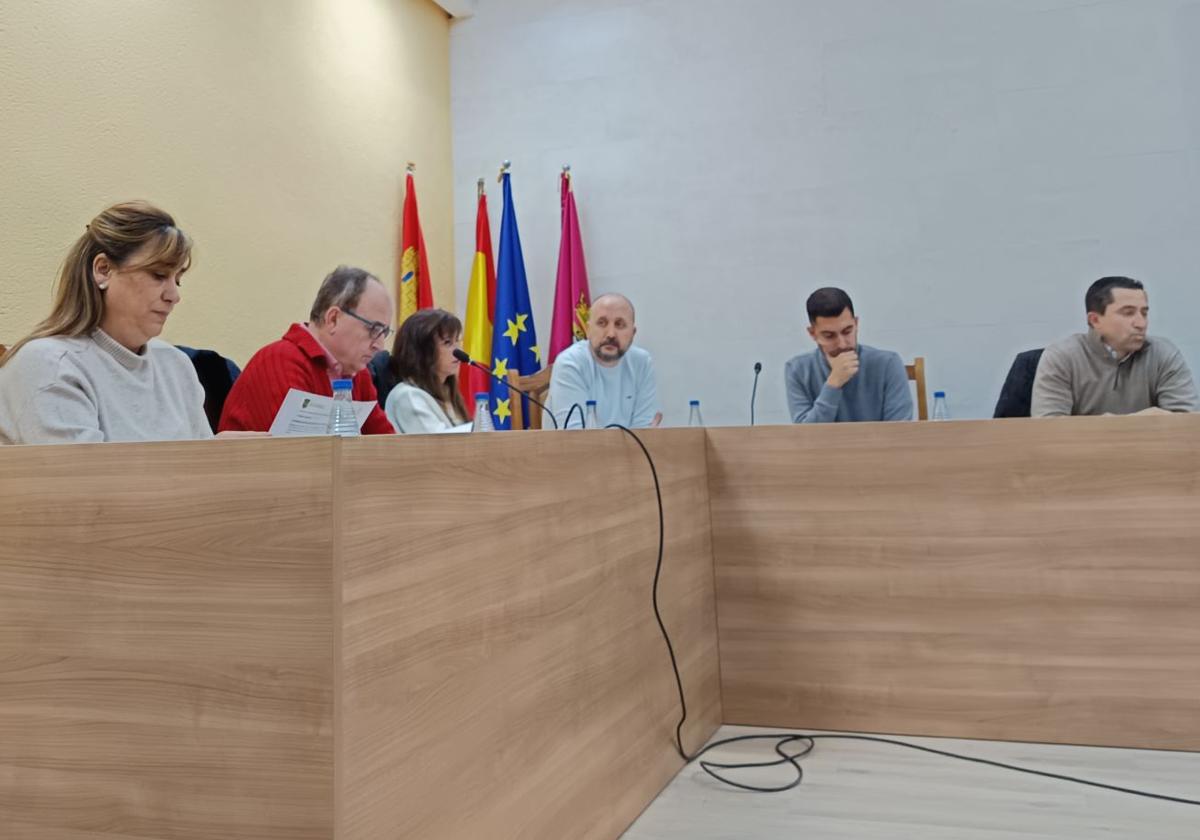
[219,324,394,434]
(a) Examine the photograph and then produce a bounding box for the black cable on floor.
[609,422,1200,805]
[689,731,1200,804]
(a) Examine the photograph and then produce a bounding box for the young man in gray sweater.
[1032,276,1198,417]
[784,287,913,423]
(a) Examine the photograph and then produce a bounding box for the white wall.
[450,0,1200,426]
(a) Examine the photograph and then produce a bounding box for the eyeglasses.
[342,308,393,341]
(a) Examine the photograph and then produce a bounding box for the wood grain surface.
[707,416,1200,750]
[8,415,1188,839]
[336,429,722,840]
[0,437,337,839]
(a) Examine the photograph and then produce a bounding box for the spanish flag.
[397,171,434,325]
[459,183,496,411]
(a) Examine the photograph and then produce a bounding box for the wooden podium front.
[705,416,1200,752]
[4,417,1200,838]
[0,432,722,839]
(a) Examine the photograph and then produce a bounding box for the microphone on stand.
[750,362,762,426]
[453,348,560,430]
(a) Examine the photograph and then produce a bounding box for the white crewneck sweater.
[0,329,212,445]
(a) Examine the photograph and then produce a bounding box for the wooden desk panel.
[707,416,1200,750]
[336,429,722,840]
[12,414,1191,836]
[0,430,721,840]
[0,438,336,839]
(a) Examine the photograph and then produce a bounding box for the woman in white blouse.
[383,308,468,434]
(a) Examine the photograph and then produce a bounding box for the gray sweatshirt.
[784,344,913,423]
[1031,330,1198,416]
[0,330,212,444]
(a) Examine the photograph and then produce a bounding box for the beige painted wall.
[0,0,453,365]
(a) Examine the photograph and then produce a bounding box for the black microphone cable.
[608,422,1200,804]
[453,349,559,429]
[562,403,584,430]
[750,361,762,426]
[604,423,686,754]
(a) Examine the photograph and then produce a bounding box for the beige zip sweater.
[1031,329,1198,416]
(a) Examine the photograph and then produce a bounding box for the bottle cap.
[332,378,353,391]
[474,392,489,400]
[934,391,946,398]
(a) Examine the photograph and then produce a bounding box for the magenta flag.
[549,170,591,363]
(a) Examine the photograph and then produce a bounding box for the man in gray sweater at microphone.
[784,287,913,424]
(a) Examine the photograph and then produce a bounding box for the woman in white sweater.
[0,201,211,445]
[383,309,468,434]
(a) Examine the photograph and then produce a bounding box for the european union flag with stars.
[488,171,541,429]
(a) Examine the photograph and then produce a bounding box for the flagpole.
[406,161,415,173]
[498,159,511,183]
[477,177,484,199]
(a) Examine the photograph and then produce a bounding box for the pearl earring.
[98,282,108,290]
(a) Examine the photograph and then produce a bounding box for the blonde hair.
[0,201,192,367]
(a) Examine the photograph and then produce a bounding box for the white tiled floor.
[622,726,1200,839]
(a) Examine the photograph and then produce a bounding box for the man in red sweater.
[220,265,396,434]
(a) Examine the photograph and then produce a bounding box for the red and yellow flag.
[397,171,434,325]
[549,170,591,362]
[459,183,497,412]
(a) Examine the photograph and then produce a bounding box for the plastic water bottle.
[688,399,703,427]
[472,393,495,432]
[585,400,600,429]
[327,379,359,436]
[931,391,948,421]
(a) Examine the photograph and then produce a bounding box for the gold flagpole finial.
[406,161,416,173]
[498,160,511,183]
[477,178,484,199]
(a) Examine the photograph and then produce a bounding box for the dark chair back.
[368,350,394,409]
[993,348,1045,418]
[177,346,241,433]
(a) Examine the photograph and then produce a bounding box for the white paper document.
[267,388,377,436]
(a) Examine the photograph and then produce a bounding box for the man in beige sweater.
[1032,276,1198,417]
